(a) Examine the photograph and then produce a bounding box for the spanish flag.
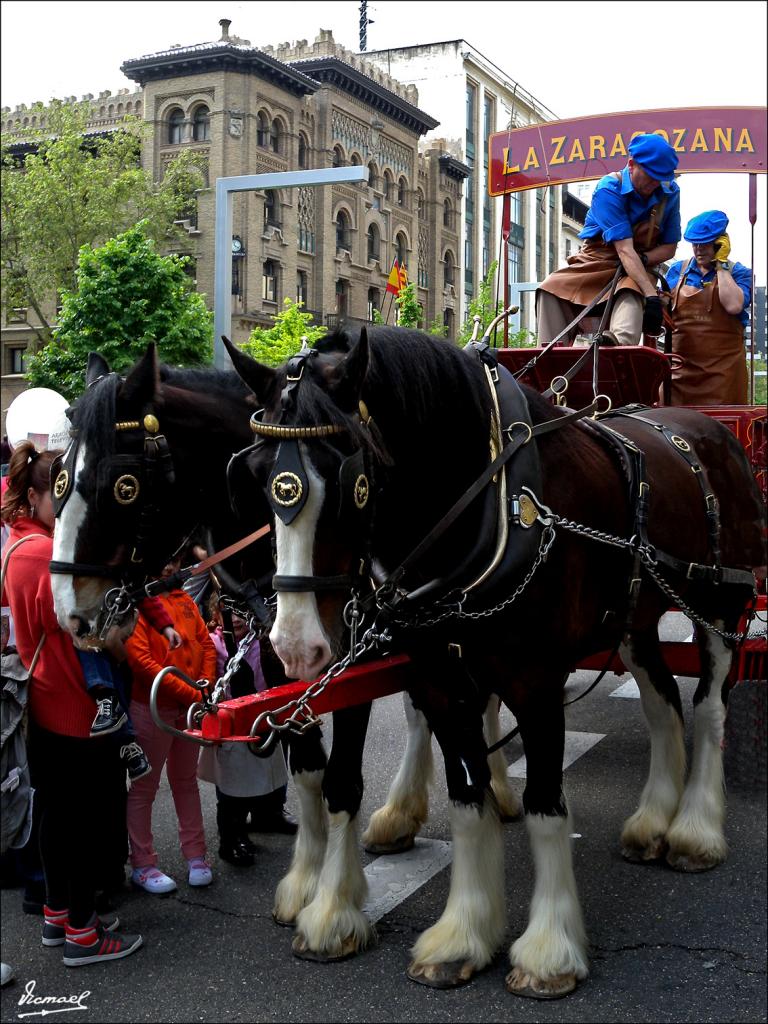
[385,259,401,295]
[398,263,408,291]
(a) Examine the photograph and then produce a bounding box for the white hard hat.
[6,388,70,453]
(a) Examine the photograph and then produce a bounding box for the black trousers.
[215,785,288,844]
[28,723,126,927]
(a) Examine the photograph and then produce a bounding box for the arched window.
[397,177,407,207]
[367,163,377,188]
[383,171,393,201]
[395,233,407,267]
[336,210,351,251]
[192,105,210,142]
[367,224,380,262]
[350,152,362,166]
[269,119,281,154]
[168,107,184,145]
[257,112,269,147]
[298,133,309,169]
[443,199,452,229]
[262,260,278,303]
[417,189,426,220]
[264,191,280,229]
[332,145,345,168]
[443,309,454,340]
[367,288,380,322]
[444,250,455,287]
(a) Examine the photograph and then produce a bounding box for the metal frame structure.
[213,166,367,369]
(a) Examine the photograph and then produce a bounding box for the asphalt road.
[2,637,766,1024]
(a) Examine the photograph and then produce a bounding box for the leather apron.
[668,258,748,406]
[539,175,663,305]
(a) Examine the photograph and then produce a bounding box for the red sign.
[489,107,767,195]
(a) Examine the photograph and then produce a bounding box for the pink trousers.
[126,700,207,868]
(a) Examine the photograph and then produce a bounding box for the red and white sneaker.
[42,906,120,947]
[62,916,142,967]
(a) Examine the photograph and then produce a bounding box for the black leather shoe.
[249,811,298,836]
[218,841,255,867]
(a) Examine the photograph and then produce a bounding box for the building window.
[332,145,345,168]
[297,270,308,307]
[270,119,281,154]
[565,238,572,259]
[466,82,476,156]
[367,224,380,262]
[397,176,407,208]
[444,251,455,288]
[383,171,393,202]
[298,134,309,168]
[9,347,25,374]
[336,210,351,251]
[257,112,270,147]
[443,309,454,340]
[443,199,452,229]
[192,105,210,142]
[395,233,407,268]
[168,108,184,145]
[264,191,280,229]
[262,260,278,303]
[335,278,349,318]
[350,152,362,166]
[368,163,377,188]
[367,288,380,321]
[417,189,426,220]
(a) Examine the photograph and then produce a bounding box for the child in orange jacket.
[124,558,217,895]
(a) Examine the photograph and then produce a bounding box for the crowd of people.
[0,133,756,986]
[1,446,296,975]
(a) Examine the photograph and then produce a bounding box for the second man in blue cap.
[537,133,681,345]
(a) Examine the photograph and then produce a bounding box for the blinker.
[267,440,310,525]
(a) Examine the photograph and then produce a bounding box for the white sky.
[1,0,766,282]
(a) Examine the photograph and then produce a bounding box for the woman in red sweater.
[2,441,142,967]
[124,558,217,894]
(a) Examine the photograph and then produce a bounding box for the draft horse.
[224,324,764,997]
[47,348,512,879]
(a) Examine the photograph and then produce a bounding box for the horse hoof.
[407,959,476,988]
[364,834,415,856]
[621,836,667,863]
[666,849,721,873]
[292,932,373,962]
[505,967,577,999]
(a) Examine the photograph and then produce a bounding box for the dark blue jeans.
[76,651,135,743]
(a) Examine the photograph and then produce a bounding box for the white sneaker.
[131,866,177,895]
[187,857,213,887]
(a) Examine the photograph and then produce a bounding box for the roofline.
[121,43,319,97]
[363,38,558,122]
[289,56,439,136]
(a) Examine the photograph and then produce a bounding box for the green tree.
[242,298,327,367]
[456,260,537,347]
[395,282,422,328]
[1,99,206,349]
[25,224,212,399]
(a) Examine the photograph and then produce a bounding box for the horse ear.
[328,326,369,411]
[86,352,111,387]
[120,343,160,405]
[222,335,277,403]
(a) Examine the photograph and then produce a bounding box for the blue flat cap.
[684,210,729,243]
[628,133,679,179]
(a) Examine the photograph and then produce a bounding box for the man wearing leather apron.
[537,133,680,346]
[664,210,751,405]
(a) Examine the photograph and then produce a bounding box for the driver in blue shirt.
[537,133,680,345]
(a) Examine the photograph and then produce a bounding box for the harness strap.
[272,574,353,593]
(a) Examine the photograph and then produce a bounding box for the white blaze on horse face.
[270,458,333,681]
[51,441,104,634]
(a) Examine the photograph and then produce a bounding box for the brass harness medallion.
[114,474,140,505]
[53,469,70,501]
[353,474,369,510]
[518,493,539,528]
[271,471,303,507]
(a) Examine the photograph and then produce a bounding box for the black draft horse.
[48,348,513,897]
[223,325,765,998]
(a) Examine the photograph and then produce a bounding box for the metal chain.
[392,525,557,628]
[550,513,762,645]
[246,624,393,754]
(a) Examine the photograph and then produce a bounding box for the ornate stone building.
[1,23,471,428]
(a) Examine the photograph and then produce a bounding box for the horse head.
[51,343,257,646]
[224,332,376,681]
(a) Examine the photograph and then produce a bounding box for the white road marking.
[363,839,453,923]
[506,731,605,778]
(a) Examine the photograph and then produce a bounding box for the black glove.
[642,295,663,336]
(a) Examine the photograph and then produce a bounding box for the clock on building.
[232,237,243,255]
